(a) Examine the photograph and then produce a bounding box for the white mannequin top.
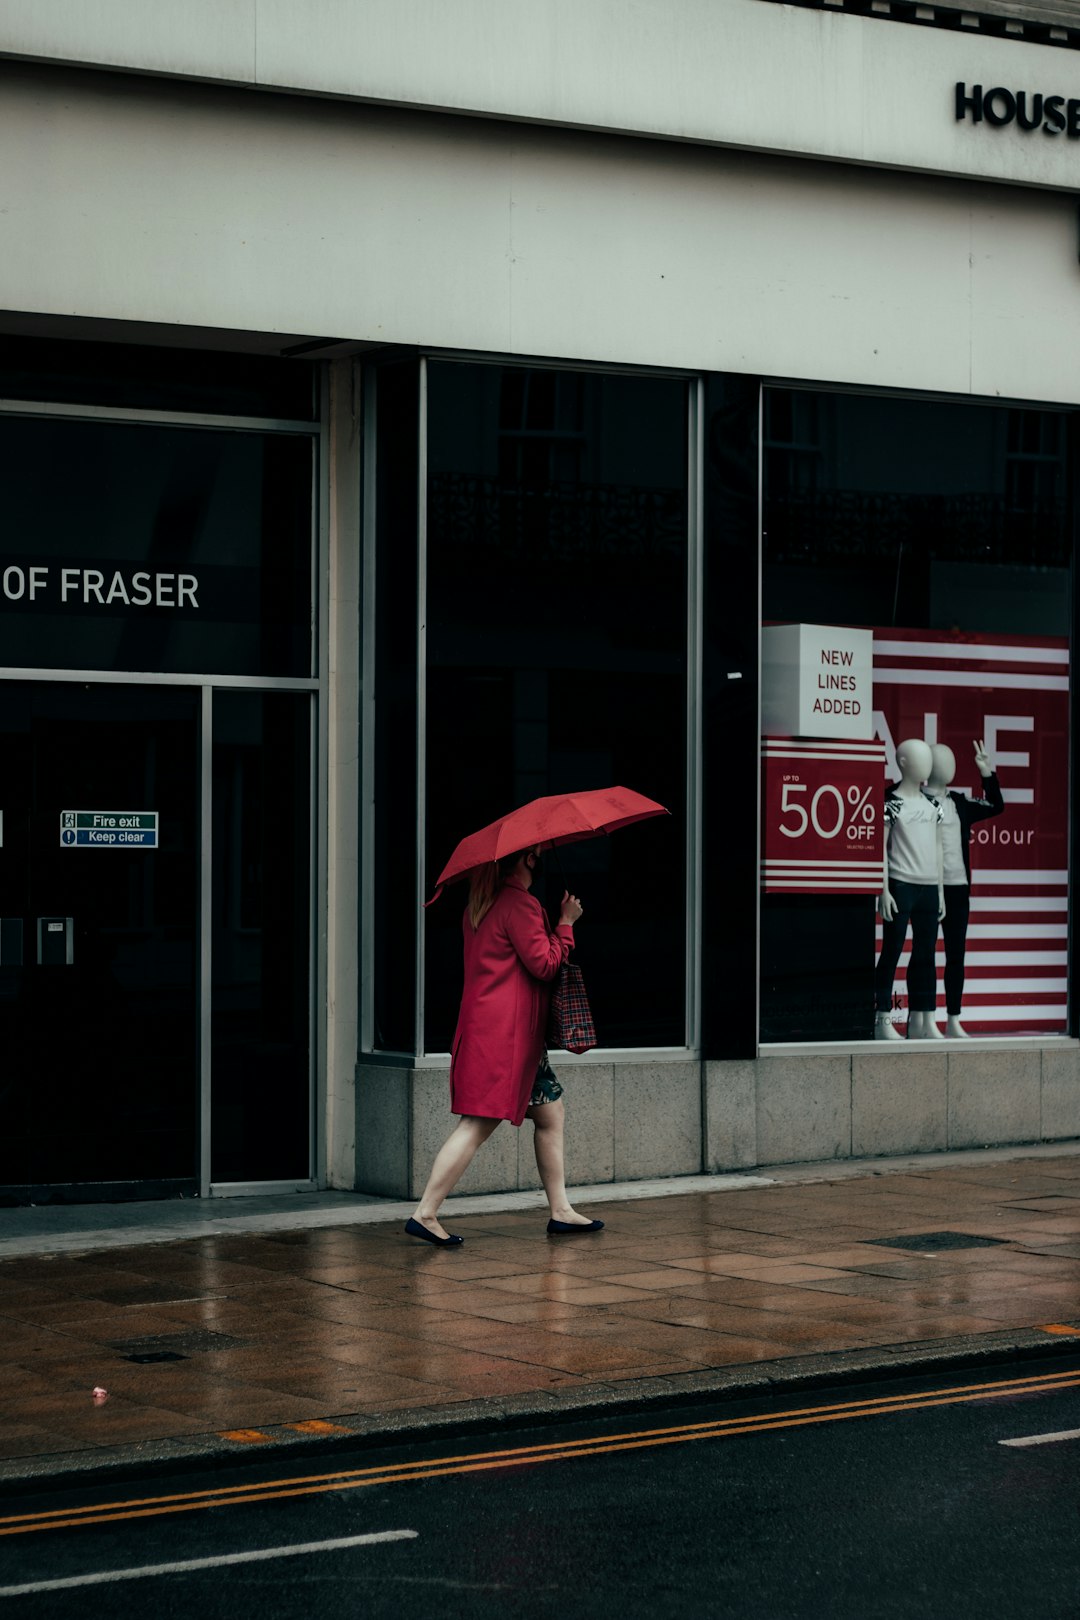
[885,792,943,886]
[938,795,967,885]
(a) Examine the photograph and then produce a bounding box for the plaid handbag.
[546,962,597,1056]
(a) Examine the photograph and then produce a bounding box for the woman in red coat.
[406,845,602,1247]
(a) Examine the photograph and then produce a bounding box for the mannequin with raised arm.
[874,738,945,1040]
[926,737,1004,1038]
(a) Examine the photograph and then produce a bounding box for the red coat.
[449,876,574,1125]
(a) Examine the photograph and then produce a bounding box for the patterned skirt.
[528,1049,564,1108]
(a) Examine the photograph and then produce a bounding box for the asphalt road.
[3,1357,1080,1619]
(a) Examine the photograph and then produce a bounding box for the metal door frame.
[0,391,328,1198]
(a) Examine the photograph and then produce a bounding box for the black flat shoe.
[547,1218,605,1235]
[405,1216,464,1248]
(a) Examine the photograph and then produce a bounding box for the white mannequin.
[926,743,957,793]
[875,738,945,1041]
[927,738,997,1039]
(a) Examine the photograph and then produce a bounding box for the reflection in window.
[763,389,822,499]
[497,369,585,484]
[1005,409,1065,514]
[211,691,311,1181]
[0,417,314,678]
[371,363,420,1052]
[763,392,1068,631]
[760,388,1071,1045]
[423,363,689,1053]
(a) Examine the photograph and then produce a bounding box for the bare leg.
[527,1099,592,1225]
[412,1115,501,1241]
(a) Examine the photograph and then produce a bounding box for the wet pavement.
[2,1146,1080,1481]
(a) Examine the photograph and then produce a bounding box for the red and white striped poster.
[872,629,1069,1037]
[761,738,886,893]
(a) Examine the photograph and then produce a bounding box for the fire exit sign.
[60,811,158,849]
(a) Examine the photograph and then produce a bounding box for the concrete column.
[704,1060,757,1170]
[946,1049,1041,1149]
[755,1054,852,1166]
[1042,1047,1080,1140]
[851,1051,947,1156]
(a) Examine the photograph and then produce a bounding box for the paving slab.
[2,1143,1080,1490]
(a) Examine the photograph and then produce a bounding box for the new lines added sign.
[60,811,158,849]
[761,623,874,740]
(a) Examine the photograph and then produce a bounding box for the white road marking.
[999,1429,1080,1449]
[0,1529,418,1596]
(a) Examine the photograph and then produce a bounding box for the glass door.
[0,682,199,1198]
[210,690,312,1185]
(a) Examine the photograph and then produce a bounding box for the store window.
[211,690,312,1183]
[422,362,689,1053]
[0,335,316,420]
[370,362,421,1053]
[0,416,314,678]
[760,389,1070,1043]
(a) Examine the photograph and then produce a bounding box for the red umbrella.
[426,786,669,905]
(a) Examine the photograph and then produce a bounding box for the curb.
[4,1325,1079,1498]
[4,1141,1080,1261]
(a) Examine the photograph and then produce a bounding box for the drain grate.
[109,1329,246,1359]
[865,1231,1008,1252]
[93,1284,222,1307]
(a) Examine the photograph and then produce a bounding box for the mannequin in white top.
[874,738,945,1041]
[926,738,1004,1039]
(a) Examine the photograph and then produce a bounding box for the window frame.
[361,351,704,1061]
[0,384,327,1195]
[754,375,1079,1054]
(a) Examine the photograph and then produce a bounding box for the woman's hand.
[559,890,583,927]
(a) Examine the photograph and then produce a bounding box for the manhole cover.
[865,1231,1008,1252]
[124,1350,187,1364]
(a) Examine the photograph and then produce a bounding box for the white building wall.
[1,64,1079,402]
[3,0,1080,190]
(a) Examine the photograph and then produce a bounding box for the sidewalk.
[3,1144,1080,1487]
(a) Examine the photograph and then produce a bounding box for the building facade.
[0,0,1077,1202]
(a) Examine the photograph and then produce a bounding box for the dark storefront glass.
[0,335,316,420]
[371,362,420,1052]
[423,363,689,1052]
[0,416,313,677]
[700,373,761,1062]
[211,690,312,1182]
[760,388,1071,1043]
[0,682,198,1197]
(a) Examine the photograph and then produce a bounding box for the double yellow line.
[4,1365,1078,1539]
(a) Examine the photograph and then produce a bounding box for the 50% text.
[778,781,877,842]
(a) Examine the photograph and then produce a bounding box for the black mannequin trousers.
[941,883,971,1017]
[875,878,940,1014]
